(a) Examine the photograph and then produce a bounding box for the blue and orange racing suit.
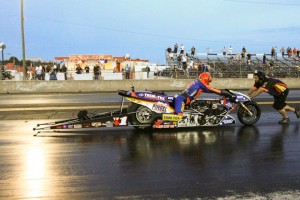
[174,78,222,116]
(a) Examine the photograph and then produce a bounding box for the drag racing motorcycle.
[33,86,261,134]
[118,86,261,129]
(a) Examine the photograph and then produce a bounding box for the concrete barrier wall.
[1,78,300,94]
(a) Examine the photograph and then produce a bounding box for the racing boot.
[278,118,290,124]
[294,107,300,119]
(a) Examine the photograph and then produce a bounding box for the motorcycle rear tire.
[237,101,261,125]
[127,103,152,128]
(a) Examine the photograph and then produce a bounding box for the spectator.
[189,59,194,70]
[181,54,188,76]
[76,65,82,74]
[263,53,266,65]
[191,46,196,57]
[271,47,275,57]
[93,64,100,80]
[49,66,57,80]
[236,52,241,63]
[171,65,178,78]
[280,47,285,57]
[247,53,252,65]
[177,54,182,69]
[180,44,184,54]
[242,46,246,54]
[35,65,43,80]
[61,64,67,80]
[145,65,150,78]
[167,46,172,53]
[287,47,292,58]
[293,47,297,58]
[169,51,174,60]
[222,47,226,57]
[228,45,233,56]
[154,65,158,79]
[125,64,131,79]
[85,65,90,73]
[174,43,178,54]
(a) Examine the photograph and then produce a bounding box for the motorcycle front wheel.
[127,103,152,128]
[237,101,261,125]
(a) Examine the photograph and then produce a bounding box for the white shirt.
[36,65,43,75]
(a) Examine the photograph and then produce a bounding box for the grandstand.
[164,50,300,79]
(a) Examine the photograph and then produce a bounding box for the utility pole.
[0,43,6,80]
[21,0,26,80]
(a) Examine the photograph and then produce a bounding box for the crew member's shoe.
[295,107,300,119]
[278,118,290,124]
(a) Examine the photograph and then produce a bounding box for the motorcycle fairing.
[219,115,236,125]
[126,97,175,113]
[228,90,251,102]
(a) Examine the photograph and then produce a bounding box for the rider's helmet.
[199,72,212,84]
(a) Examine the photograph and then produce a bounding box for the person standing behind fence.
[174,43,178,54]
[271,47,275,57]
[145,65,150,78]
[49,66,57,80]
[154,65,158,79]
[93,64,100,80]
[61,64,67,80]
[242,46,247,62]
[281,47,285,57]
[247,53,252,65]
[125,64,131,79]
[85,65,90,73]
[228,45,233,56]
[76,64,82,74]
[180,44,184,54]
[293,47,297,58]
[263,53,266,66]
[222,47,227,57]
[181,54,188,76]
[35,65,43,80]
[191,46,196,58]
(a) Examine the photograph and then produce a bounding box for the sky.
[1,0,300,64]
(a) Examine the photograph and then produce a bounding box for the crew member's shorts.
[273,88,289,110]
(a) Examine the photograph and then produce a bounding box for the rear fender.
[126,97,174,113]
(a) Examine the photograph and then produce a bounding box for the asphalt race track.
[0,92,300,199]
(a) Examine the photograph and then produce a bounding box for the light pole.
[0,43,6,80]
[21,0,26,80]
[0,43,5,67]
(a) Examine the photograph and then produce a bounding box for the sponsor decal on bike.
[113,116,128,126]
[153,121,176,128]
[106,121,113,127]
[74,124,82,128]
[220,116,235,125]
[142,93,167,102]
[82,123,91,128]
[162,114,182,121]
[152,104,166,113]
[92,122,103,127]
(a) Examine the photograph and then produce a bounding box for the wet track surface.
[0,92,300,199]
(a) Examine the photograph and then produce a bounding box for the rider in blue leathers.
[174,72,233,116]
